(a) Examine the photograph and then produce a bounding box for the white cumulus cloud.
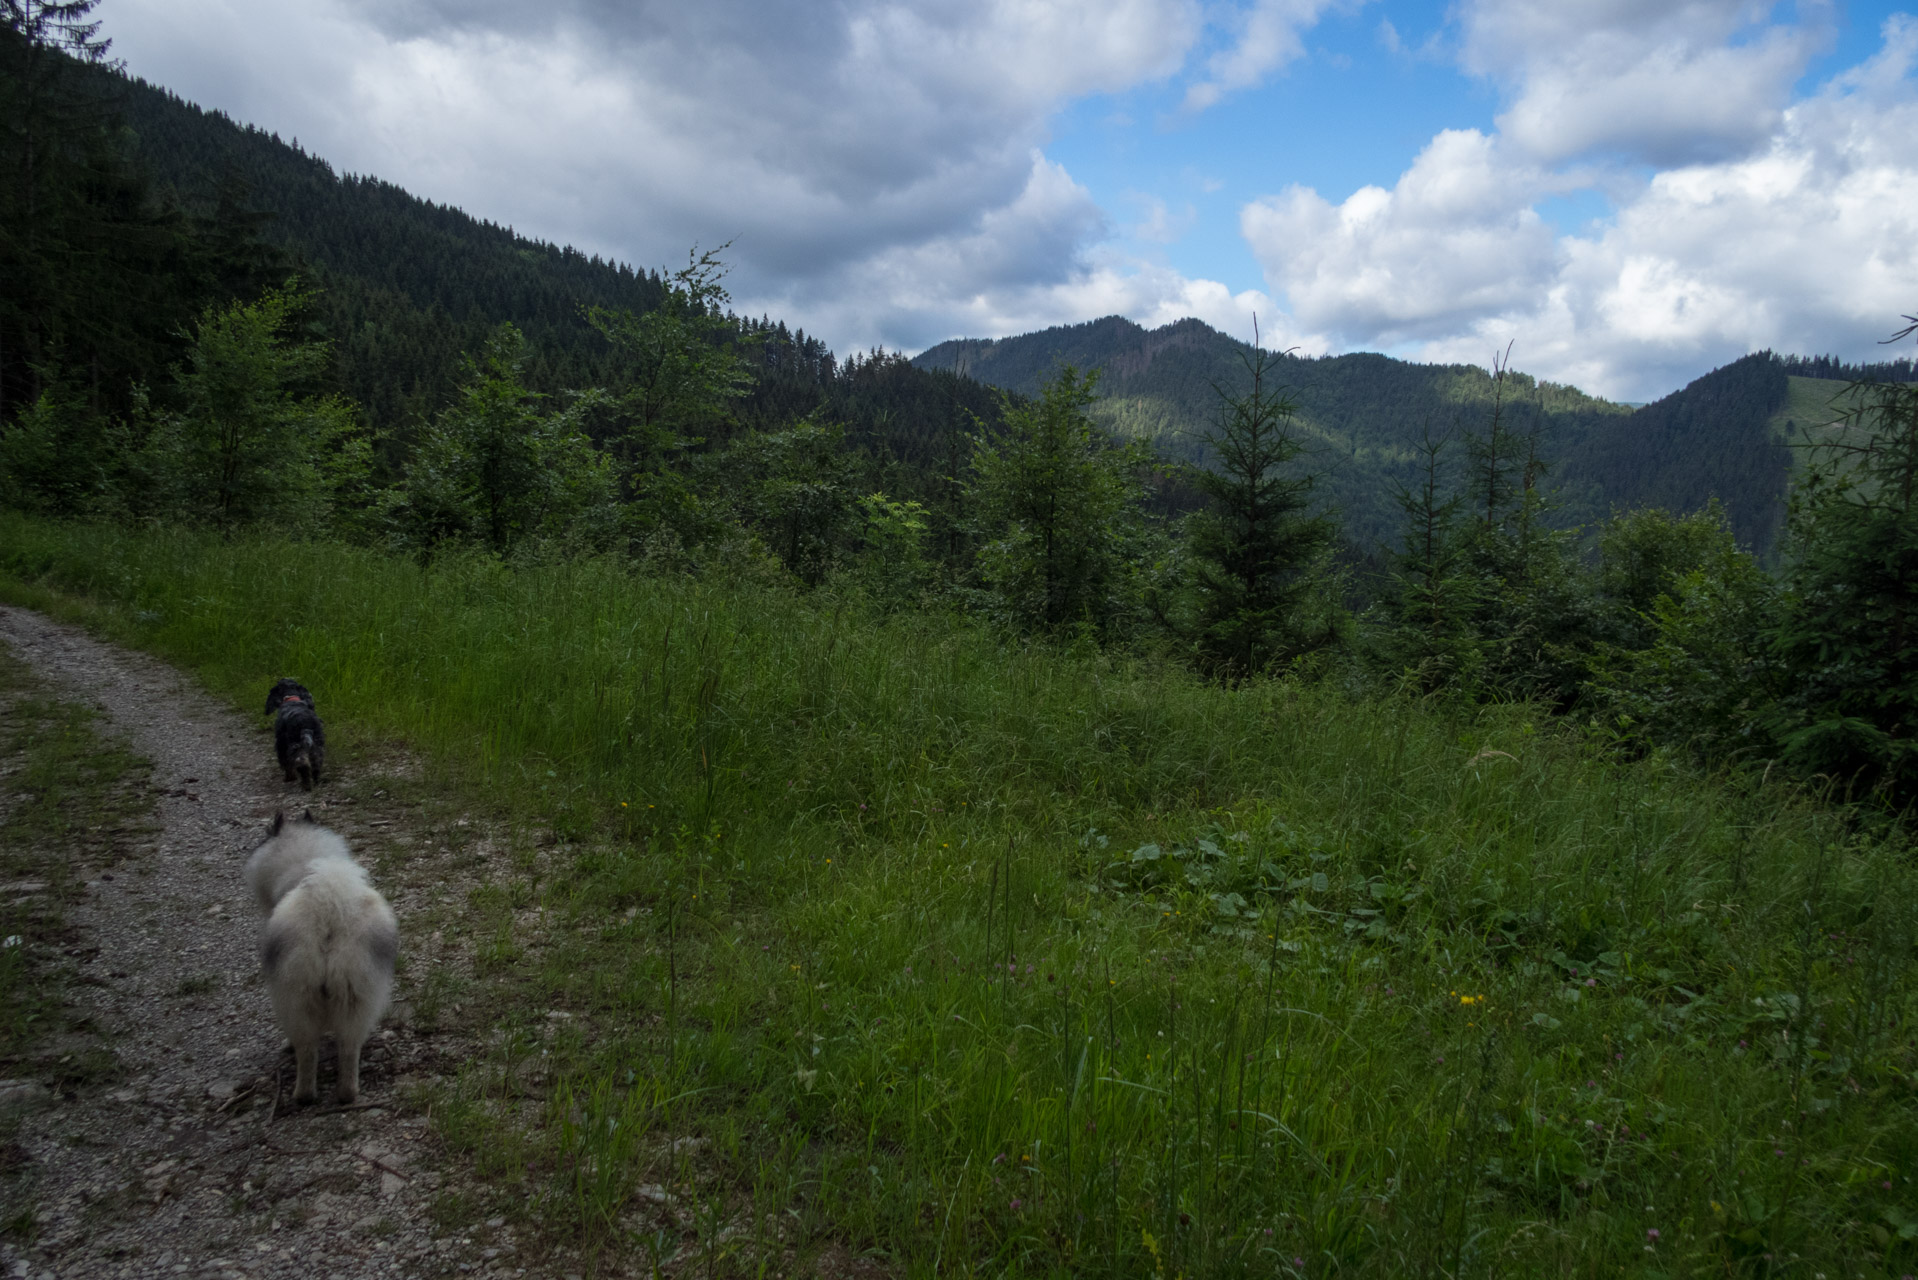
[1241,129,1559,345]
[1460,0,1833,165]
[1243,6,1918,400]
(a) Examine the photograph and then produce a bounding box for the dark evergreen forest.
[0,39,1005,490]
[108,70,1010,475]
[1558,353,1793,552]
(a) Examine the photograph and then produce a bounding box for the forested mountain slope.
[918,317,1633,552]
[1555,354,1793,552]
[917,317,1898,556]
[112,76,667,433]
[105,70,1003,463]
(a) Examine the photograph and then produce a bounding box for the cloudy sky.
[102,0,1918,401]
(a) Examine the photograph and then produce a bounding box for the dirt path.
[0,607,546,1280]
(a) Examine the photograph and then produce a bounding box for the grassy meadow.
[2,511,1916,1276]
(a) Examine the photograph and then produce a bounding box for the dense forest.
[1,39,1006,482]
[105,72,1015,475]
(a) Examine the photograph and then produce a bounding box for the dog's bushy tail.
[262,859,396,1047]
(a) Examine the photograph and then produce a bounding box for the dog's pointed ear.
[269,811,285,835]
[302,807,314,823]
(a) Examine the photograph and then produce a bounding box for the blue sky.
[99,0,1918,400]
[1054,1,1906,314]
[1049,3,1503,293]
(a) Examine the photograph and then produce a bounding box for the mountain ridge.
[915,315,1842,555]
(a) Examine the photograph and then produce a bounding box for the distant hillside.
[919,317,1637,552]
[1772,375,1882,489]
[1556,353,1792,553]
[111,76,669,434]
[918,317,1824,555]
[104,69,1003,467]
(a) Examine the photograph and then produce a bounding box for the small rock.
[381,1172,405,1197]
[0,1080,52,1113]
[671,1135,707,1154]
[360,1143,409,1171]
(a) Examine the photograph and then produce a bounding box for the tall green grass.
[4,511,1916,1275]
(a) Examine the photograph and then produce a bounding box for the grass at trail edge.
[0,641,156,1240]
[2,512,1916,1276]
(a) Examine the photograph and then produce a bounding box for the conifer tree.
[580,246,756,552]
[1184,338,1337,677]
[1454,349,1591,701]
[1768,326,1918,802]
[586,248,752,492]
[714,415,856,585]
[1370,425,1482,686]
[1583,504,1775,761]
[968,366,1147,635]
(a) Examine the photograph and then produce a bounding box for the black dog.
[265,678,326,790]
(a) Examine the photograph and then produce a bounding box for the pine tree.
[1454,350,1591,701]
[586,246,754,476]
[138,281,367,530]
[967,366,1148,635]
[1583,504,1775,761]
[1768,332,1918,803]
[1370,425,1482,687]
[1184,339,1337,677]
[713,415,856,585]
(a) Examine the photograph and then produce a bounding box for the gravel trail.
[0,606,544,1280]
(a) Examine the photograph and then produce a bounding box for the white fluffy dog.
[244,810,398,1104]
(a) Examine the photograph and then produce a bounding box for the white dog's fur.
[244,811,398,1104]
